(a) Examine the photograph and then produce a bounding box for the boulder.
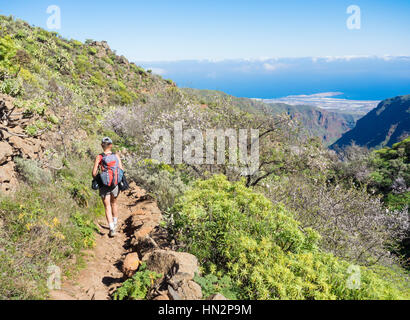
[0,160,17,194]
[134,221,158,239]
[0,94,14,111]
[209,293,228,300]
[8,136,41,159]
[167,285,181,300]
[133,234,159,257]
[142,249,200,281]
[117,55,129,65]
[168,280,202,300]
[0,142,13,164]
[122,252,141,278]
[153,292,170,300]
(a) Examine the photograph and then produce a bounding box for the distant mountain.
[331,95,410,149]
[267,103,360,145]
[183,88,360,145]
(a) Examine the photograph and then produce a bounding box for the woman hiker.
[92,137,124,237]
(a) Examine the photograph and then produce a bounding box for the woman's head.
[101,137,113,151]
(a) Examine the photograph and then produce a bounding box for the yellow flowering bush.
[171,175,409,300]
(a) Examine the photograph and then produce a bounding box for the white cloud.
[263,62,288,72]
[323,55,372,62]
[148,67,166,75]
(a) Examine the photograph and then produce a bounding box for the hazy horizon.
[139,56,410,101]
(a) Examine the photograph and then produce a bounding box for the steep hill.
[0,15,176,193]
[183,88,360,145]
[331,95,410,149]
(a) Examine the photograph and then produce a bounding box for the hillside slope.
[183,88,359,145]
[0,15,176,192]
[267,103,359,145]
[331,95,410,149]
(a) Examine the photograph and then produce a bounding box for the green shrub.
[117,89,135,105]
[0,155,103,299]
[127,159,188,212]
[25,120,51,136]
[71,211,99,248]
[0,78,23,97]
[90,71,106,87]
[19,100,47,116]
[75,55,91,74]
[88,47,97,55]
[36,33,48,43]
[171,175,409,300]
[368,137,410,210]
[194,273,239,300]
[0,35,18,73]
[385,192,410,211]
[113,263,162,300]
[103,56,114,65]
[14,158,52,185]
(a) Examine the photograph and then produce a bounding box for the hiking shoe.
[109,229,116,238]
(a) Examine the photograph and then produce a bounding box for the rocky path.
[50,183,164,300]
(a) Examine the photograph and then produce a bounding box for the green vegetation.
[0,15,408,300]
[369,137,410,210]
[171,175,409,300]
[0,15,171,138]
[0,156,104,299]
[113,263,162,300]
[193,273,239,300]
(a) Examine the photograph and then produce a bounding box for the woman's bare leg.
[110,195,118,220]
[103,195,113,225]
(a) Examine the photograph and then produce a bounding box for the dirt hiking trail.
[50,183,166,300]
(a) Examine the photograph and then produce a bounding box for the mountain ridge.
[331,95,410,149]
[183,88,360,145]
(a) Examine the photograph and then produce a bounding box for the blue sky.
[1,0,410,61]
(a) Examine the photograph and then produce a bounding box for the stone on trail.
[122,252,141,278]
[209,293,228,300]
[142,249,200,281]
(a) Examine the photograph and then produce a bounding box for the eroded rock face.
[141,249,202,300]
[0,161,17,193]
[0,141,13,164]
[0,94,44,194]
[8,136,41,159]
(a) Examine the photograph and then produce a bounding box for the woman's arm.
[117,154,124,171]
[92,155,100,178]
